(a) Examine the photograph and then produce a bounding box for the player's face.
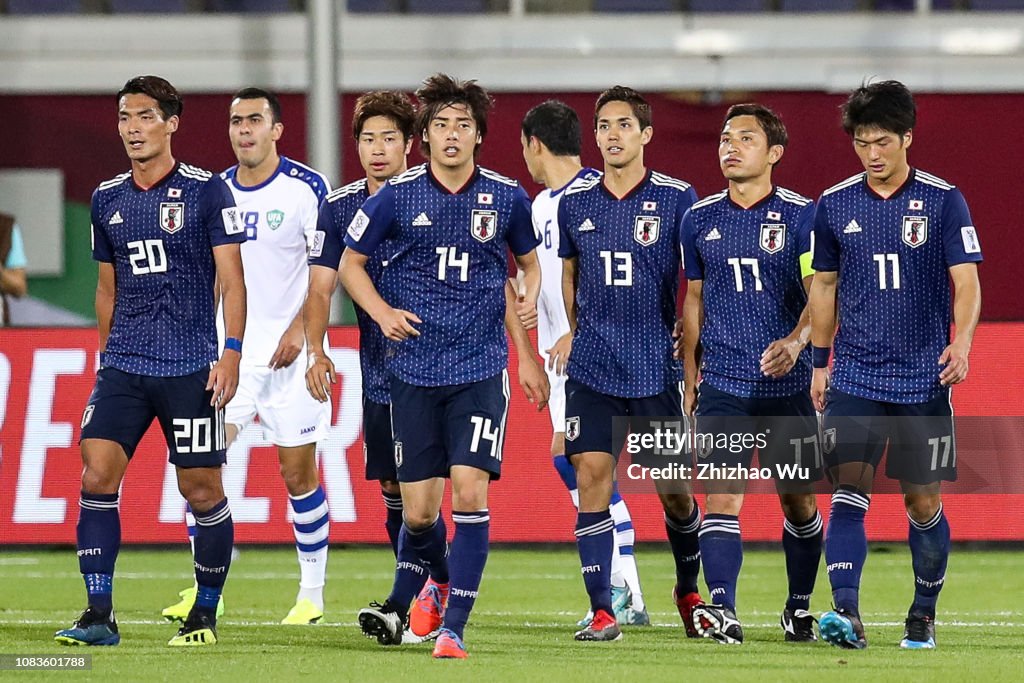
[117,93,178,164]
[424,104,480,170]
[719,115,782,182]
[852,126,912,184]
[229,97,282,169]
[595,101,651,170]
[520,133,544,184]
[357,115,411,184]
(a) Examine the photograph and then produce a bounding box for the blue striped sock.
[909,504,949,617]
[382,490,403,558]
[575,510,614,615]
[699,513,742,611]
[192,498,233,617]
[77,491,120,613]
[665,505,702,596]
[443,510,490,639]
[783,511,823,611]
[290,486,329,605]
[825,486,870,614]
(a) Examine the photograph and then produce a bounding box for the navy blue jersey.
[311,178,391,405]
[344,164,539,387]
[682,186,814,398]
[812,169,983,403]
[558,170,697,398]
[91,163,244,377]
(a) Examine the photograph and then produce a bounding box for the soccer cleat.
[409,578,448,637]
[358,601,404,646]
[574,609,622,642]
[281,598,323,625]
[619,606,651,626]
[781,607,818,642]
[167,609,217,647]
[819,608,868,649]
[54,607,120,646]
[672,586,706,638]
[692,604,744,644]
[161,586,224,623]
[576,609,594,628]
[402,628,440,644]
[610,585,632,622]
[900,611,936,649]
[432,628,468,659]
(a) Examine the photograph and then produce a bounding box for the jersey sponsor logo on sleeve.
[471,209,498,243]
[760,223,786,254]
[961,226,981,253]
[902,215,928,248]
[477,192,493,205]
[222,207,244,235]
[565,416,580,441]
[310,230,326,258]
[347,209,370,241]
[160,202,185,234]
[633,215,661,246]
[842,219,862,234]
[266,209,285,231]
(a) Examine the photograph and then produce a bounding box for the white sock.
[610,497,644,610]
[289,486,329,611]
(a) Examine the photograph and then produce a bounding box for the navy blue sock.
[382,490,403,558]
[192,498,233,619]
[698,514,742,611]
[78,491,120,613]
[553,455,578,490]
[825,486,870,614]
[575,510,614,615]
[388,516,447,612]
[665,505,702,596]
[443,510,491,639]
[783,510,823,612]
[908,504,949,617]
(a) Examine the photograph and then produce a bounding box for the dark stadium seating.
[7,0,81,13]
[688,0,765,11]
[405,0,488,12]
[780,0,857,10]
[109,0,187,12]
[347,0,400,11]
[209,0,293,11]
[593,0,677,10]
[970,0,1024,9]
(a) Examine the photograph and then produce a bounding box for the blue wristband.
[811,345,830,369]
[224,337,243,353]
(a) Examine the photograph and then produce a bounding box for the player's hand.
[515,295,538,331]
[545,332,573,376]
[760,334,804,378]
[672,317,685,360]
[376,308,421,341]
[207,351,240,409]
[518,354,550,411]
[269,325,304,370]
[938,339,970,385]
[305,351,336,403]
[811,367,829,412]
[683,384,697,418]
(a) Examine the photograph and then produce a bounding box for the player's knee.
[178,477,225,513]
[706,492,743,516]
[450,487,486,513]
[779,493,817,522]
[279,462,318,497]
[403,509,438,531]
[660,492,695,520]
[80,466,121,495]
[903,493,941,524]
[379,479,401,496]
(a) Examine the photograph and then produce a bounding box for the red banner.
[1,325,1022,545]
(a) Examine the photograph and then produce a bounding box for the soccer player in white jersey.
[160,88,333,626]
[520,99,648,627]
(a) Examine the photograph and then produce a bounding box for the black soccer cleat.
[900,610,936,649]
[358,601,405,646]
[168,609,218,646]
[54,606,120,646]
[781,607,818,642]
[692,604,744,644]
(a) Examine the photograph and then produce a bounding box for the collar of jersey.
[550,167,597,198]
[428,165,480,195]
[229,156,285,193]
[132,161,180,193]
[726,185,777,212]
[863,167,916,201]
[600,169,651,202]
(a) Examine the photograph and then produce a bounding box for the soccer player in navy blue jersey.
[55,76,246,648]
[680,104,822,645]
[335,74,543,659]
[557,86,704,642]
[809,81,982,650]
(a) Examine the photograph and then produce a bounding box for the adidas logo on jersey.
[412,212,432,226]
[843,219,862,234]
[704,227,721,241]
[108,211,124,225]
[578,218,596,232]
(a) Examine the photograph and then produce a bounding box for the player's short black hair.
[723,103,788,149]
[118,75,183,120]
[414,73,494,158]
[352,90,416,141]
[521,100,582,157]
[594,86,652,131]
[841,80,916,138]
[231,87,283,124]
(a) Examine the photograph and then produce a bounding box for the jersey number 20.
[127,239,167,275]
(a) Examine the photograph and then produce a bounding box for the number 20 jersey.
[90,162,245,377]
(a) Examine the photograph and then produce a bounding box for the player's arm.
[509,188,542,330]
[808,269,837,412]
[547,254,578,376]
[95,262,115,354]
[340,248,420,340]
[762,202,814,378]
[513,249,540,330]
[209,243,246,408]
[505,279,549,411]
[939,264,981,386]
[304,264,337,402]
[0,267,26,298]
[681,280,703,418]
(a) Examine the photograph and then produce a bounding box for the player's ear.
[404,136,414,155]
[768,144,784,166]
[902,130,913,150]
[166,115,179,134]
[271,121,284,142]
[641,126,653,145]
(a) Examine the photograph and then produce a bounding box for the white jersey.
[219,156,330,366]
[531,167,601,354]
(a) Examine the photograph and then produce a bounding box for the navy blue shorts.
[363,397,396,482]
[80,366,226,468]
[564,378,686,467]
[822,387,955,485]
[694,382,822,485]
[389,371,510,483]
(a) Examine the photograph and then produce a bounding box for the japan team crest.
[633,216,660,246]
[394,441,404,468]
[823,428,837,455]
[759,223,786,254]
[471,209,498,243]
[902,215,928,248]
[160,202,185,234]
[565,416,580,442]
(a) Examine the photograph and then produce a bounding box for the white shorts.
[540,351,567,433]
[225,362,331,447]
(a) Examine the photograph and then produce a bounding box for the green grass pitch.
[1,545,1022,681]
